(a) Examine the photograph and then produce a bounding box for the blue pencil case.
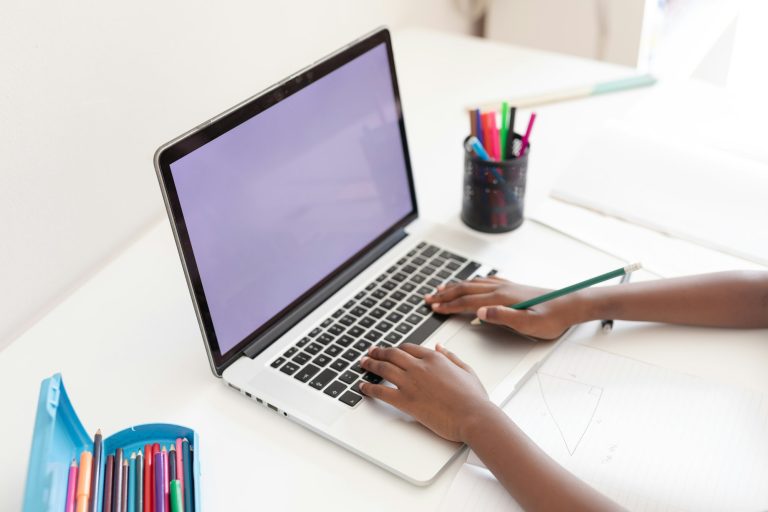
[23,373,201,511]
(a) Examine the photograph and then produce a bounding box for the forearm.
[462,404,622,512]
[579,271,768,328]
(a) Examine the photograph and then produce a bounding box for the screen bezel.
[154,28,418,376]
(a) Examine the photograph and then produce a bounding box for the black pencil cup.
[461,134,529,233]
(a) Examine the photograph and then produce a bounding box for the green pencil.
[471,262,642,325]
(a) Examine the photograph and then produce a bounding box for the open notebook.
[439,335,768,511]
[550,121,768,267]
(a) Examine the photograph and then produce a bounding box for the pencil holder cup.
[461,134,529,233]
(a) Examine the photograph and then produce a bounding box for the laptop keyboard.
[269,241,481,407]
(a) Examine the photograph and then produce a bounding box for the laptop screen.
[168,41,414,358]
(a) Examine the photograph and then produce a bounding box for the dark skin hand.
[360,270,768,510]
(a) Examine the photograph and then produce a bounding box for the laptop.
[154,27,562,484]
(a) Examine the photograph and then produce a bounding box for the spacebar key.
[454,261,481,280]
[401,313,448,346]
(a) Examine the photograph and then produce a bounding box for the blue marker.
[466,136,505,184]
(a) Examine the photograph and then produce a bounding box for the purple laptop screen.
[170,44,413,355]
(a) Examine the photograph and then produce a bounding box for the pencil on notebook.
[471,263,642,325]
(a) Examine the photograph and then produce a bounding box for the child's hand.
[424,276,586,340]
[359,343,494,443]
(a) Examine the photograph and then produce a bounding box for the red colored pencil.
[143,444,152,512]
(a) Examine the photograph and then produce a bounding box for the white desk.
[2,29,765,511]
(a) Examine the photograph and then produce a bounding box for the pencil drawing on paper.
[536,372,603,455]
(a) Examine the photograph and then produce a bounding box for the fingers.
[397,342,432,359]
[367,345,417,369]
[431,292,503,314]
[435,343,470,371]
[359,381,401,407]
[425,281,496,305]
[477,306,532,332]
[360,356,404,383]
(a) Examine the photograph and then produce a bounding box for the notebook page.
[439,343,768,511]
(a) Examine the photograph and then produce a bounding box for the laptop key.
[401,282,416,292]
[375,320,393,332]
[369,308,386,319]
[385,311,403,323]
[293,352,311,365]
[332,309,345,318]
[407,295,422,305]
[339,391,363,407]
[271,357,286,368]
[344,300,355,309]
[350,361,364,373]
[396,303,413,314]
[347,326,365,337]
[365,282,376,291]
[363,372,382,384]
[317,333,334,345]
[363,331,381,343]
[313,354,332,367]
[416,305,431,316]
[422,245,439,257]
[359,316,375,328]
[417,242,427,249]
[339,315,356,326]
[376,341,393,349]
[351,306,367,317]
[437,269,451,279]
[295,363,320,382]
[446,261,461,271]
[355,291,365,300]
[412,256,426,266]
[390,290,406,301]
[392,273,406,282]
[455,261,481,280]
[330,359,349,372]
[339,370,358,384]
[407,249,417,257]
[320,318,332,328]
[296,336,310,348]
[361,297,377,308]
[427,278,442,287]
[417,286,432,295]
[283,347,298,358]
[354,339,373,351]
[372,289,387,299]
[376,274,387,282]
[406,314,422,325]
[430,258,446,268]
[337,335,354,347]
[395,323,413,335]
[324,344,342,357]
[328,324,345,336]
[382,280,397,290]
[402,264,416,274]
[380,299,397,310]
[411,274,425,284]
[309,369,338,390]
[384,332,402,343]
[309,328,321,338]
[280,362,300,375]
[305,342,323,355]
[420,266,436,276]
[323,381,347,398]
[441,250,467,263]
[341,348,361,362]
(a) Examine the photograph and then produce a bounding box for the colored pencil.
[103,454,114,512]
[469,109,477,138]
[143,444,153,512]
[168,446,177,481]
[169,481,182,512]
[471,262,642,325]
[518,112,536,157]
[153,451,165,512]
[128,453,136,512]
[87,430,102,512]
[76,451,92,512]
[113,448,124,512]
[174,439,184,512]
[136,450,144,512]
[500,102,509,160]
[151,444,160,512]
[182,440,192,512]
[162,446,169,512]
[469,74,656,111]
[65,459,78,512]
[121,460,129,512]
[475,109,483,146]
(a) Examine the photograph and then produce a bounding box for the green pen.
[471,262,642,325]
[499,101,509,160]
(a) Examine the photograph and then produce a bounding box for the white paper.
[550,121,768,267]
[439,343,768,511]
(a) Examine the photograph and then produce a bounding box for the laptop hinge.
[242,228,409,359]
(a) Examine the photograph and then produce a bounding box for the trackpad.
[442,324,534,393]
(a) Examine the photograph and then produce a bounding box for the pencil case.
[22,373,201,512]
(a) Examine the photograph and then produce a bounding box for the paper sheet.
[550,121,768,267]
[439,343,768,511]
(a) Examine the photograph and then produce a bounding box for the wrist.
[575,288,608,323]
[459,401,504,445]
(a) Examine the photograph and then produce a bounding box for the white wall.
[0,0,475,351]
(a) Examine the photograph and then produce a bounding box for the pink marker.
[519,112,536,157]
[175,438,184,509]
[65,459,78,512]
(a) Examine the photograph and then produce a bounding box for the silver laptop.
[154,27,561,484]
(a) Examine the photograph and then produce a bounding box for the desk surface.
[2,29,765,511]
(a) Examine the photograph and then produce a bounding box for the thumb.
[477,306,533,333]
